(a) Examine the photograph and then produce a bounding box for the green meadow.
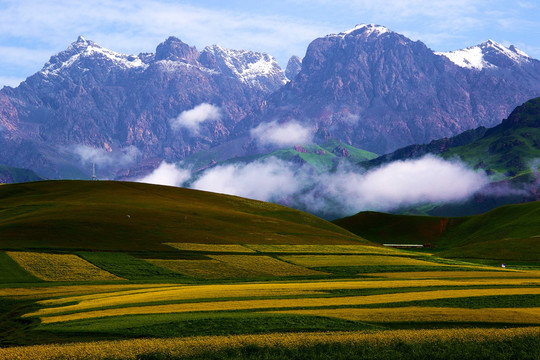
[0,181,538,359]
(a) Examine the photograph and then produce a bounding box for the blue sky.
[1,0,539,88]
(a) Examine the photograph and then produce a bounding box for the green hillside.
[187,139,378,174]
[0,165,44,184]
[0,180,368,252]
[364,97,540,178]
[333,201,540,261]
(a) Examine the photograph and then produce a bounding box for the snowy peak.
[41,36,147,76]
[200,45,286,88]
[437,40,532,70]
[331,24,392,38]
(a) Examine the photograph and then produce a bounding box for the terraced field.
[0,181,538,359]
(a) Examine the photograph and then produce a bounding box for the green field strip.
[35,313,376,339]
[26,285,540,320]
[0,251,43,284]
[344,294,540,309]
[77,252,187,280]
[313,265,484,275]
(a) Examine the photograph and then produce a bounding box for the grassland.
[333,201,540,263]
[0,180,539,358]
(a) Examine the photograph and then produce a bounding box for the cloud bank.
[250,120,313,147]
[70,144,140,168]
[170,103,221,134]
[185,155,489,217]
[192,158,300,201]
[137,161,191,187]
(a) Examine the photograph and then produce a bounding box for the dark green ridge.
[0,164,45,184]
[333,201,540,261]
[0,180,370,252]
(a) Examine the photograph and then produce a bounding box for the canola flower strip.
[165,243,255,253]
[0,284,170,299]
[265,307,540,324]
[28,278,540,317]
[364,271,540,279]
[0,327,538,360]
[145,259,268,279]
[245,244,402,255]
[32,278,540,314]
[31,288,540,323]
[209,255,326,276]
[6,252,122,282]
[280,255,448,267]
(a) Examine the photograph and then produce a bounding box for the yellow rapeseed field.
[280,255,450,267]
[25,277,540,320]
[145,259,267,279]
[364,271,540,279]
[0,284,169,299]
[165,243,255,253]
[34,285,325,316]
[209,255,326,276]
[245,244,402,255]
[267,307,540,324]
[31,287,540,323]
[6,252,121,281]
[0,328,538,360]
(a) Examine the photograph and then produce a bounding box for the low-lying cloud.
[69,144,140,168]
[136,161,191,187]
[192,158,300,201]
[250,120,313,147]
[155,154,489,218]
[170,103,221,134]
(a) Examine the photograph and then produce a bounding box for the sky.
[1,0,540,88]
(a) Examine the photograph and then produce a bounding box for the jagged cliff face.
[0,36,286,178]
[2,25,540,179]
[237,24,540,154]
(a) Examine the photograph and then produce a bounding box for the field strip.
[264,307,540,324]
[34,288,325,315]
[279,255,451,267]
[6,252,122,281]
[244,244,404,255]
[363,271,540,279]
[0,284,171,299]
[209,255,326,276]
[145,258,269,278]
[29,288,540,323]
[165,243,256,253]
[1,327,538,360]
[34,278,540,310]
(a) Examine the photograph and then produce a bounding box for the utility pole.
[92,162,97,180]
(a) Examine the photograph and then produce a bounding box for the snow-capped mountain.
[436,40,532,70]
[2,25,540,179]
[0,36,286,178]
[233,24,540,154]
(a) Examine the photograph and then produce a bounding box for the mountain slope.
[0,180,368,251]
[234,24,540,154]
[333,201,540,261]
[0,165,44,184]
[365,97,540,178]
[0,36,286,179]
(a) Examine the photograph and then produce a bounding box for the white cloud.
[137,161,191,187]
[69,144,140,167]
[250,120,313,147]
[188,155,489,217]
[311,155,489,215]
[170,103,221,134]
[192,158,300,201]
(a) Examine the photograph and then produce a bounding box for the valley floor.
[0,244,539,359]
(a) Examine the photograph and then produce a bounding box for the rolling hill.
[0,165,44,184]
[333,201,540,261]
[0,180,368,252]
